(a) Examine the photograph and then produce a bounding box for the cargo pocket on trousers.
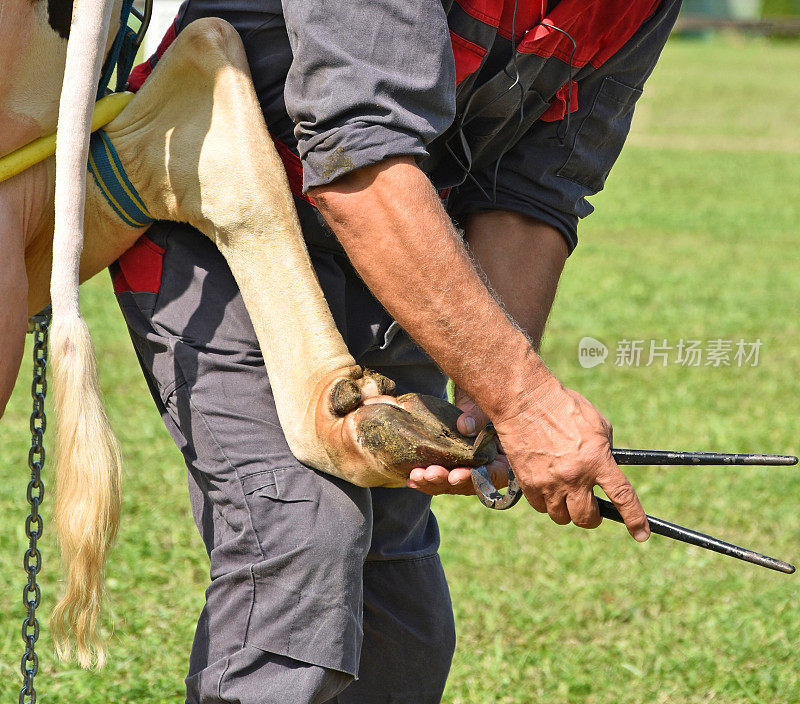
[241,466,321,558]
[242,467,363,676]
[557,76,643,193]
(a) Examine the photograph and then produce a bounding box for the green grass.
[1,35,799,703]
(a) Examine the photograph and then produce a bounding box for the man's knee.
[187,646,353,704]
[209,469,371,682]
[342,555,455,702]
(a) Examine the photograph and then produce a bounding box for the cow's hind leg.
[104,19,495,484]
[102,19,405,482]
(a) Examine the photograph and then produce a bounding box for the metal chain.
[20,309,51,704]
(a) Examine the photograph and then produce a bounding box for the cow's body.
[0,0,67,155]
[0,0,138,413]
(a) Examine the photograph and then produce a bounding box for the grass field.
[1,35,799,703]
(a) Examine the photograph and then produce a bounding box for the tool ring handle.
[471,464,523,510]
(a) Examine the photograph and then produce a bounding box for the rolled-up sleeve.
[281,0,457,191]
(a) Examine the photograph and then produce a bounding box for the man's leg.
[320,214,570,700]
[330,554,455,704]
[113,222,371,704]
[324,300,457,703]
[187,649,351,704]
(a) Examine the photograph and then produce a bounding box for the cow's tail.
[50,317,122,670]
[49,0,119,669]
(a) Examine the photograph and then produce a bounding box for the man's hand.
[494,377,649,540]
[409,383,649,541]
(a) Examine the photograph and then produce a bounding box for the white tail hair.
[49,0,119,668]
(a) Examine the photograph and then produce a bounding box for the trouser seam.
[245,566,257,651]
[187,394,268,564]
[216,655,232,702]
[364,553,440,566]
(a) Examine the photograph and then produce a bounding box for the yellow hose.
[0,92,134,184]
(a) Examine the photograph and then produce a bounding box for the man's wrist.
[465,333,556,425]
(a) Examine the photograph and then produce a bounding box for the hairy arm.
[311,157,649,540]
[408,210,570,495]
[313,158,547,421]
[464,210,568,348]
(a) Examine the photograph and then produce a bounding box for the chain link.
[20,309,50,704]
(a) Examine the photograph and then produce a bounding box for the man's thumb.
[457,408,491,436]
[458,413,478,436]
[454,388,491,437]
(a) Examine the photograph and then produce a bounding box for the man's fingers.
[409,465,449,485]
[599,464,650,542]
[486,459,509,489]
[456,409,491,436]
[545,495,571,525]
[522,485,547,513]
[407,466,475,496]
[566,491,602,529]
[444,467,473,488]
[454,391,492,437]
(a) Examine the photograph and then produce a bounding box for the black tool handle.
[596,496,795,574]
[470,447,797,510]
[470,446,796,573]
[613,449,798,466]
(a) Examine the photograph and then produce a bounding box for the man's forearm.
[310,157,552,423]
[450,211,567,429]
[463,211,568,350]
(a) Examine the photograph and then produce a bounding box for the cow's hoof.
[353,393,497,476]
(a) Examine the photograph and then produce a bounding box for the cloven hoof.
[354,393,497,475]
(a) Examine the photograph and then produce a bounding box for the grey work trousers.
[113,222,456,703]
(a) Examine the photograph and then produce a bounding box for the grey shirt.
[173,0,681,251]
